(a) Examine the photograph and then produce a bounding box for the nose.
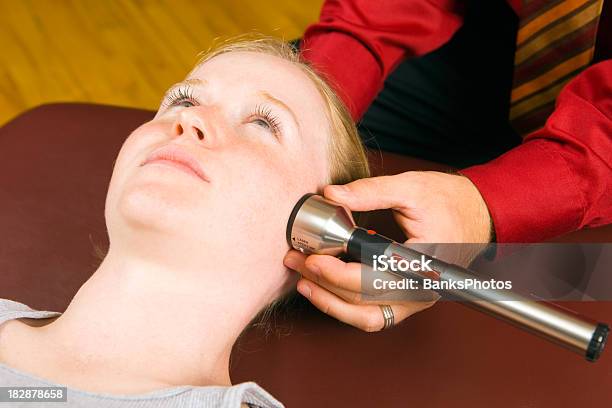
[172,108,207,143]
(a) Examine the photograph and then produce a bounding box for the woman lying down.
[0,37,369,407]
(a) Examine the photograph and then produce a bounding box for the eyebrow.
[164,78,206,97]
[183,78,206,86]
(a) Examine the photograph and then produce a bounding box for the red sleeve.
[461,60,612,243]
[300,0,464,119]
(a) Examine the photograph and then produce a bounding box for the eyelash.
[252,105,281,135]
[162,85,281,135]
[163,86,198,109]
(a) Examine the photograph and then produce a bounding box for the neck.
[33,245,269,394]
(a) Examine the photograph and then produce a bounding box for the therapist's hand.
[284,171,493,331]
[284,250,438,331]
[330,171,493,244]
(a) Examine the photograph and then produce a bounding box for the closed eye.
[162,85,199,109]
[250,104,281,136]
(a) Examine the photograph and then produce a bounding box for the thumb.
[323,176,406,212]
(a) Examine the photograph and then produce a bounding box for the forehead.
[187,51,329,133]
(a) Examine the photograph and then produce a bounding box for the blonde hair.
[193,34,370,184]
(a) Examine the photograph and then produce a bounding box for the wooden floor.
[0,0,323,125]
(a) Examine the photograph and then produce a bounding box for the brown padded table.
[1,104,611,407]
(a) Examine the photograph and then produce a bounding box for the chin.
[115,182,202,234]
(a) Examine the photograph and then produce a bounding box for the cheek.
[219,145,322,243]
[231,144,321,198]
[105,125,166,221]
[110,125,159,184]
[226,148,296,211]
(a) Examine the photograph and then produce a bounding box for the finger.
[284,251,361,301]
[298,279,436,332]
[304,276,364,304]
[288,251,409,299]
[302,275,422,306]
[285,250,387,303]
[285,250,367,294]
[297,278,393,332]
[284,250,339,279]
[323,176,409,212]
[305,254,362,293]
[283,249,309,274]
[307,255,411,298]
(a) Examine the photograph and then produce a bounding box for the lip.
[142,144,209,183]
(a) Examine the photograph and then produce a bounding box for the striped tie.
[510,0,604,136]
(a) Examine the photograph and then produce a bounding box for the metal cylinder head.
[287,194,356,256]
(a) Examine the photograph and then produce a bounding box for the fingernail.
[297,281,311,298]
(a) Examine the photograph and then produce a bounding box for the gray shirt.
[0,299,284,408]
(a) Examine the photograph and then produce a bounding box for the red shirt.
[301,0,612,243]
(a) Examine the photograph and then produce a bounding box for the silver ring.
[379,305,394,330]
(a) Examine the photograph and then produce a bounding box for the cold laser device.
[287,194,609,362]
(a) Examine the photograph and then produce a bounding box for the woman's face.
[104,51,331,297]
